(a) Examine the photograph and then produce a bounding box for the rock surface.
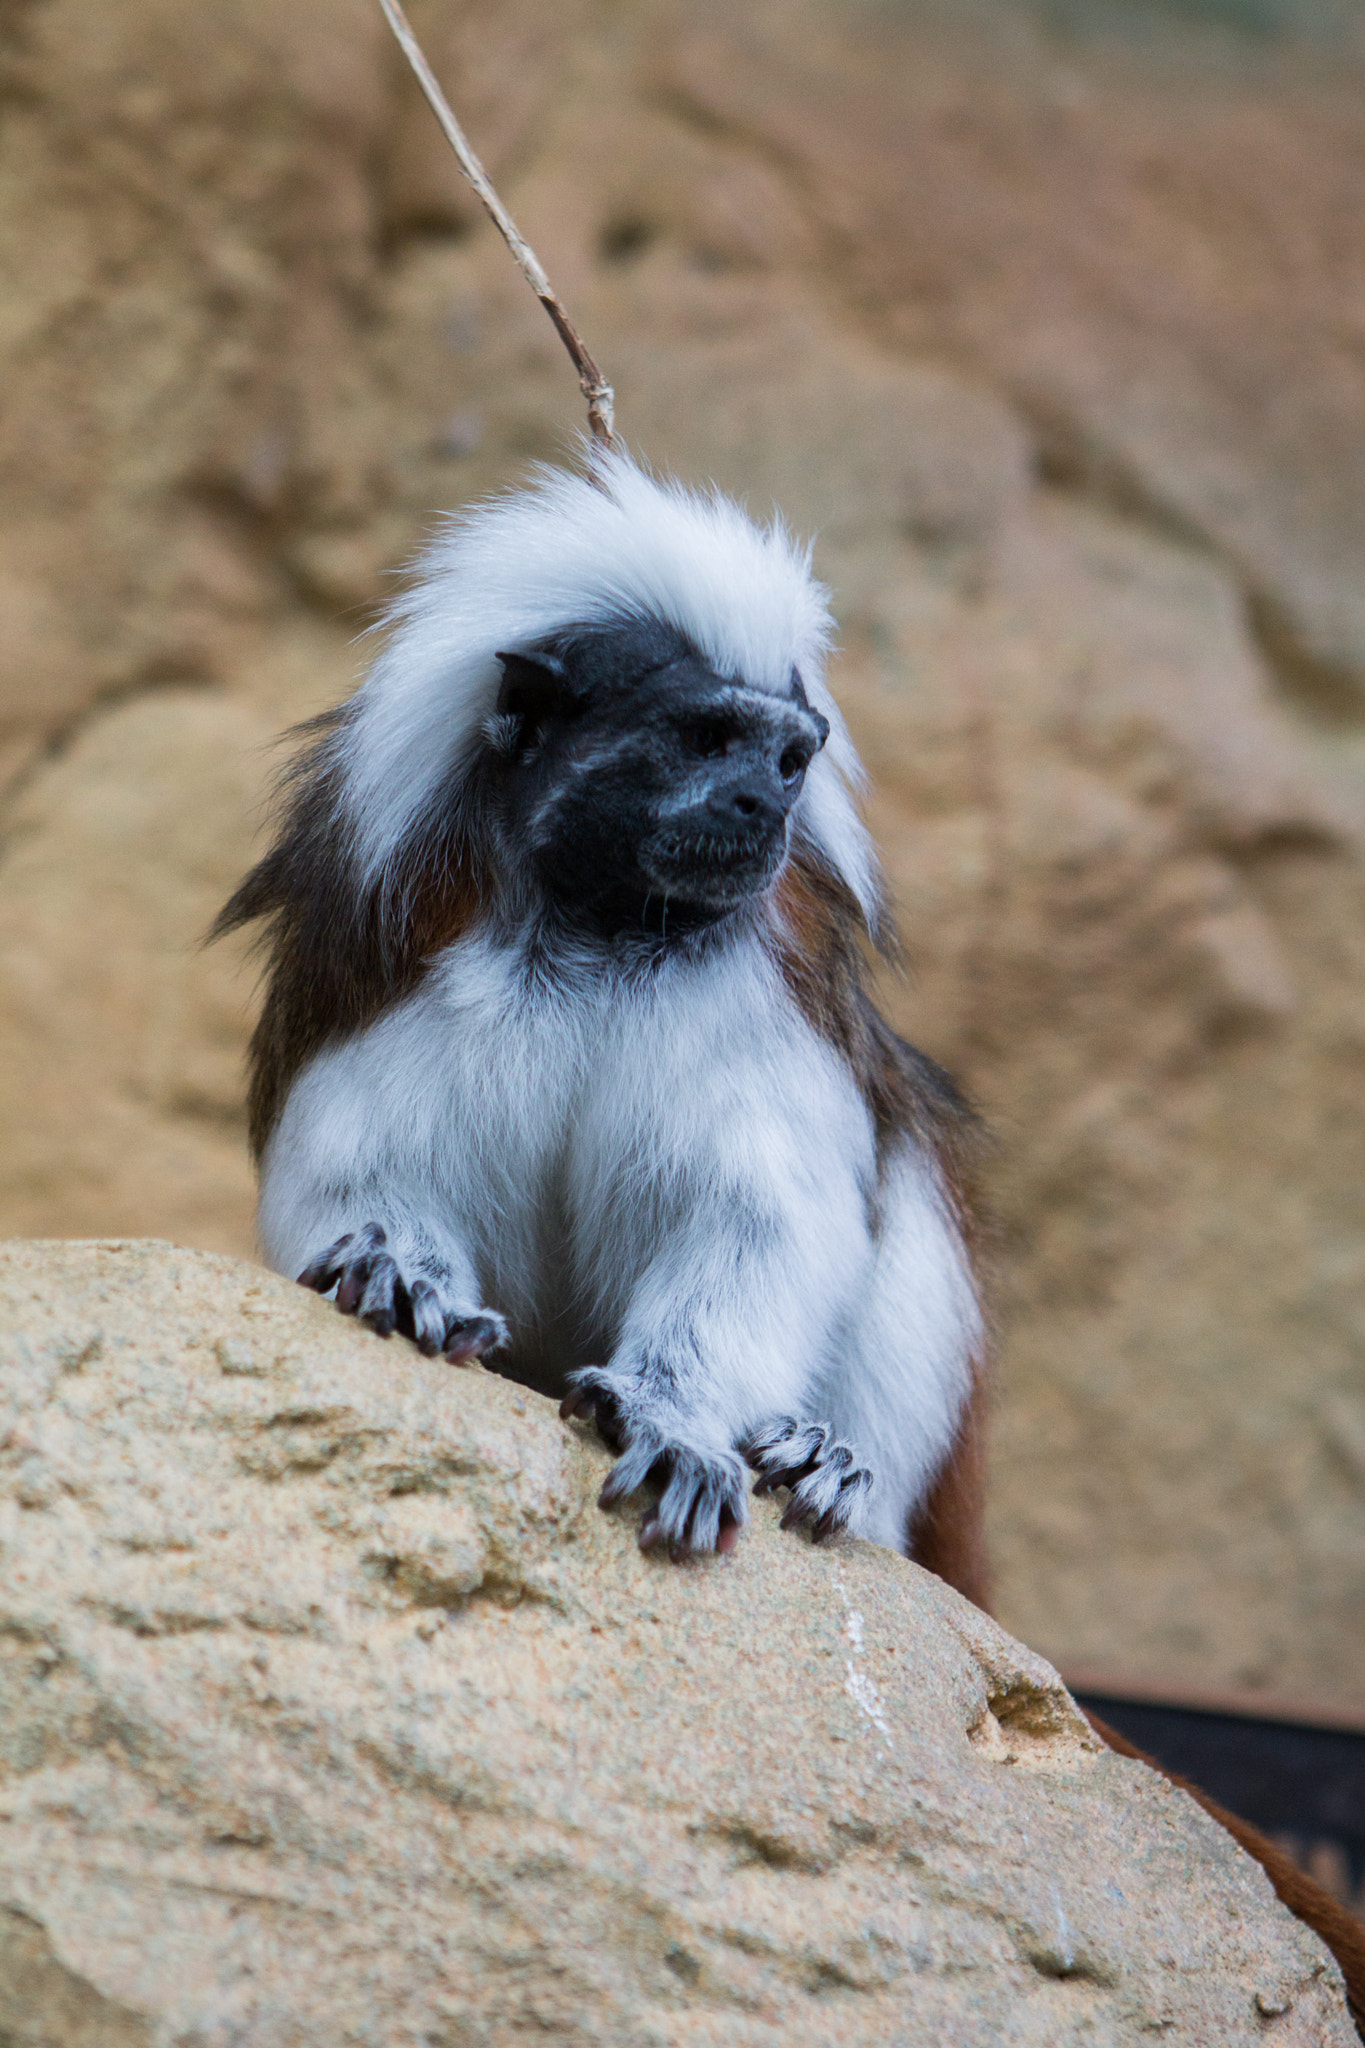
[1,0,1364,1708]
[0,1238,1353,2047]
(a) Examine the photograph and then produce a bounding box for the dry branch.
[377,0,617,448]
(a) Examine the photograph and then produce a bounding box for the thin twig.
[377,0,616,448]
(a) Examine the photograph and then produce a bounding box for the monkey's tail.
[1084,1709,1365,2039]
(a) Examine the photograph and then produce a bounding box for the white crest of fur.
[342,447,880,923]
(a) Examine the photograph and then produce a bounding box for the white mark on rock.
[845,1664,893,1742]
[1050,1883,1076,1975]
[835,1569,892,1751]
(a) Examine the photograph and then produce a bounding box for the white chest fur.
[258,925,978,1548]
[262,929,872,1334]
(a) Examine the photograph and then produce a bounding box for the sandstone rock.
[0,1238,1353,2047]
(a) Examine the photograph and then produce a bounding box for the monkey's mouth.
[641,826,786,907]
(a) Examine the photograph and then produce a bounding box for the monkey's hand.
[560,1367,749,1559]
[297,1224,509,1365]
[741,1417,873,1543]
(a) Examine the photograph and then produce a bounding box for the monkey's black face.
[490,618,829,938]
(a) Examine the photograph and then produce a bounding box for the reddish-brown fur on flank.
[769,852,982,1224]
[404,855,486,969]
[906,1361,992,1610]
[1088,1711,1365,2033]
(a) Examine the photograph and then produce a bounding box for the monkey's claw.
[614,1441,749,1559]
[562,1368,748,1558]
[440,1313,510,1366]
[559,1368,627,1452]
[741,1416,873,1542]
[297,1226,509,1362]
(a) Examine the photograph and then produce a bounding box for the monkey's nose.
[708,783,779,830]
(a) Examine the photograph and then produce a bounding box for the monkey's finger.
[779,1445,852,1530]
[358,1255,402,1338]
[598,1434,664,1508]
[298,1262,342,1296]
[811,1473,871,1543]
[336,1256,380,1315]
[407,1278,447,1357]
[792,1460,873,1541]
[749,1420,830,1495]
[740,1416,800,1469]
[838,1466,875,1520]
[564,1369,632,1451]
[443,1312,509,1366]
[755,1457,814,1496]
[332,1225,388,1313]
[654,1453,748,1557]
[678,1475,727,1556]
[297,1234,355,1295]
[716,1505,742,1554]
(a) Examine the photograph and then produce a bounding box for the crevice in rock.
[265,1405,360,1430]
[805,1955,864,1994]
[380,1457,490,1495]
[1243,587,1365,731]
[598,213,664,266]
[89,1604,229,1639]
[691,1818,832,1874]
[352,1736,506,1815]
[1021,1935,1117,1986]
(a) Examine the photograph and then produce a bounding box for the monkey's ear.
[494,649,579,750]
[790,668,831,752]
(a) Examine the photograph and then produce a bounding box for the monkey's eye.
[779,745,813,783]
[679,720,731,759]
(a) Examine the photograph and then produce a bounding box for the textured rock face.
[0,1239,1353,2047]
[1,0,1364,1707]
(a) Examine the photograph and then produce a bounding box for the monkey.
[215,448,987,1568]
[216,449,1365,2026]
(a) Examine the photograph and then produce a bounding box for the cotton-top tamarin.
[216,451,986,1578]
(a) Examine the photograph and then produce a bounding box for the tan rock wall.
[1,0,1363,1706]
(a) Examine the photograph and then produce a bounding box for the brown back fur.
[211,711,485,1156]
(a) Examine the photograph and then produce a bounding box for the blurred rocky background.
[1,0,1362,1712]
